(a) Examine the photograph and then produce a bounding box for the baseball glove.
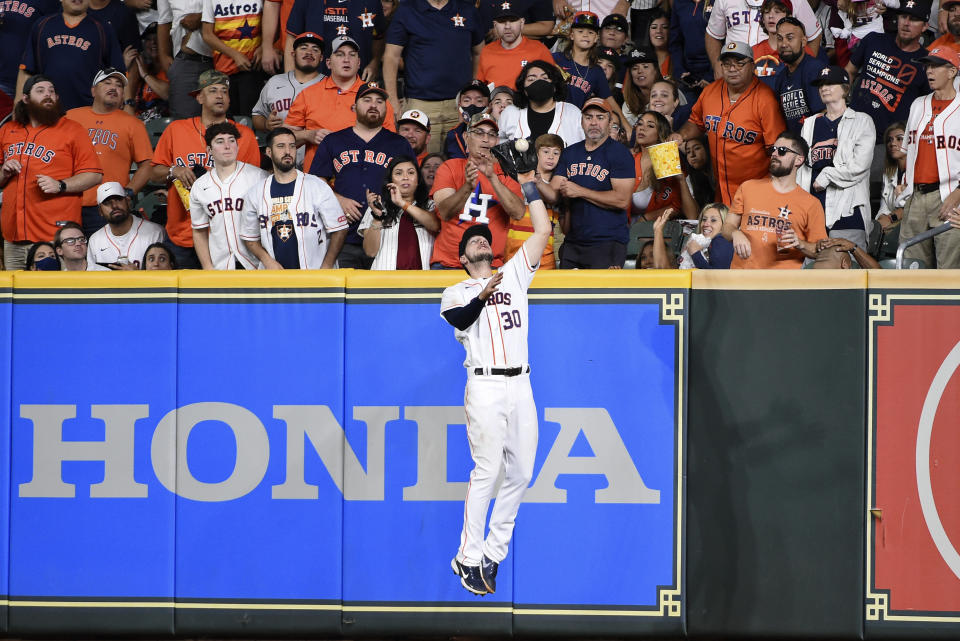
[491,139,539,180]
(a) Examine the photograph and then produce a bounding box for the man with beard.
[252,32,325,137]
[189,122,267,269]
[284,36,397,174]
[547,97,634,269]
[772,17,826,134]
[87,181,166,268]
[722,130,827,269]
[430,112,524,269]
[845,0,929,178]
[241,127,348,268]
[0,75,102,270]
[16,0,126,111]
[674,41,787,203]
[927,0,960,54]
[475,2,553,90]
[308,82,414,268]
[150,70,260,268]
[66,68,154,237]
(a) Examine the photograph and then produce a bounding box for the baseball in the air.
[514,138,529,152]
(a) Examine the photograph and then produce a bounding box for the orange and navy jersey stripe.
[208,0,263,74]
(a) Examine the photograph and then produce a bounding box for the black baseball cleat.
[480,555,498,593]
[451,558,487,595]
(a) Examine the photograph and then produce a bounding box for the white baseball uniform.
[239,170,349,269]
[190,161,268,270]
[440,242,540,567]
[87,215,166,266]
[706,0,822,46]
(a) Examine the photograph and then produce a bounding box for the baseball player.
[674,41,787,204]
[441,144,550,597]
[190,122,268,269]
[240,127,348,268]
[1,75,103,270]
[87,181,166,268]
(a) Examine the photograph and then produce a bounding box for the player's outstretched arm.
[519,170,551,263]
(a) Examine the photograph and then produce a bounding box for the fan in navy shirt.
[552,12,611,110]
[309,83,415,268]
[772,17,826,134]
[846,15,930,136]
[285,0,385,77]
[476,0,553,37]
[19,0,125,110]
[668,0,714,100]
[0,0,59,109]
[88,0,140,52]
[549,98,636,269]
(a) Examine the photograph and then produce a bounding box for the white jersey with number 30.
[440,243,539,369]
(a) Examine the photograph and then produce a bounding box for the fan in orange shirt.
[284,36,396,171]
[476,2,553,90]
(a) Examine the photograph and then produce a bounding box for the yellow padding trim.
[867,269,960,290]
[693,270,867,290]
[345,269,691,290]
[13,271,178,289]
[178,270,345,289]
[0,272,13,288]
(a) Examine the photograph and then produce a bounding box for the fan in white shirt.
[87,182,167,269]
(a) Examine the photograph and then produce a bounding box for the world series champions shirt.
[848,32,930,135]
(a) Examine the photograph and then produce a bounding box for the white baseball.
[514,138,529,152]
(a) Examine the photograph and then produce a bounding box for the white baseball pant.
[456,372,538,566]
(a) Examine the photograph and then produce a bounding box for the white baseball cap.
[97,181,127,205]
[398,109,430,130]
[93,67,128,88]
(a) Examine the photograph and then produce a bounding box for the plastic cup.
[647,141,683,179]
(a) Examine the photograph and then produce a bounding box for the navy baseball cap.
[458,79,491,100]
[600,13,628,32]
[897,0,932,19]
[811,66,850,86]
[355,82,389,101]
[492,0,522,20]
[458,224,493,257]
[624,46,657,67]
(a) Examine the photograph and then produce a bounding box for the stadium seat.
[879,257,925,269]
[136,190,167,226]
[876,224,900,259]
[146,117,173,148]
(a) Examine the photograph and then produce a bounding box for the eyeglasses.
[720,59,750,70]
[470,129,498,140]
[60,237,88,246]
[767,145,800,157]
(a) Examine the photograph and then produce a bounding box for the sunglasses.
[767,145,800,157]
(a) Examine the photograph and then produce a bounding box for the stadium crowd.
[3,0,960,271]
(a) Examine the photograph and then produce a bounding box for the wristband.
[58,180,66,193]
[167,166,175,181]
[520,181,541,204]
[890,213,899,222]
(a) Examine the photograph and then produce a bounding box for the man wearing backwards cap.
[252,32,325,141]
[150,69,260,269]
[674,41,786,203]
[309,82,414,268]
[66,68,154,237]
[87,181,166,268]
[899,46,960,268]
[430,112,525,268]
[0,75,103,270]
[844,0,930,135]
[547,97,635,269]
[927,0,960,54]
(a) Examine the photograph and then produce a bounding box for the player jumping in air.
[440,141,549,596]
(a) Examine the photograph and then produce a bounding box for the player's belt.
[914,182,940,194]
[473,365,530,377]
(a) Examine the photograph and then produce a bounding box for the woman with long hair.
[361,156,440,270]
[631,110,697,222]
[875,121,907,231]
[648,79,690,131]
[25,242,60,271]
[651,202,733,269]
[498,61,584,147]
[621,47,662,126]
[682,136,716,209]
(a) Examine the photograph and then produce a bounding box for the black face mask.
[461,104,486,119]
[525,78,554,104]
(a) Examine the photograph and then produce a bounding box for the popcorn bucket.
[647,141,682,179]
